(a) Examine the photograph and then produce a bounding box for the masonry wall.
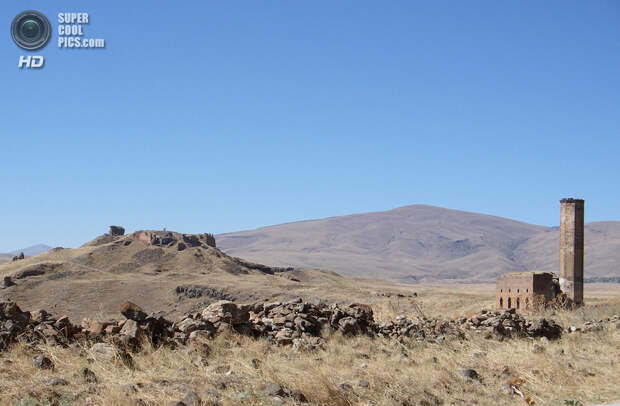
[496,274,535,311]
[559,198,584,305]
[496,272,557,311]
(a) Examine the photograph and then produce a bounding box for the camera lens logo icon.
[11,10,51,51]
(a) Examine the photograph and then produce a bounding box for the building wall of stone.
[496,274,536,311]
[559,198,584,305]
[496,272,557,311]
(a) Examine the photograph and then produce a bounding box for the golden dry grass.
[1,284,618,406]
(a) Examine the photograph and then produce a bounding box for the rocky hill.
[0,228,346,321]
[217,205,620,282]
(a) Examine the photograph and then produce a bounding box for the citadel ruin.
[496,198,585,310]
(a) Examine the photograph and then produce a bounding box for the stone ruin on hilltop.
[135,230,216,250]
[99,226,217,251]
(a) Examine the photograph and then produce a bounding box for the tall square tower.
[559,198,584,305]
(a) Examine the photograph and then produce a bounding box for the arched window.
[507,297,512,308]
[517,289,520,293]
[525,298,529,308]
[499,298,503,308]
[516,298,520,309]
[508,289,511,293]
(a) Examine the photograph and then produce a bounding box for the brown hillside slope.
[0,230,356,321]
[217,205,620,282]
[514,221,620,280]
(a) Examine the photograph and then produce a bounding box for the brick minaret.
[559,198,584,305]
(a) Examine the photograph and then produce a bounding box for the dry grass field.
[1,283,618,406]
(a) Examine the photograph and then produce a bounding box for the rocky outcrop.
[12,252,24,261]
[0,299,33,350]
[0,276,15,289]
[109,226,125,236]
[202,233,216,248]
[10,263,62,280]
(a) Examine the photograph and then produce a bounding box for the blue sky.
[1,1,619,251]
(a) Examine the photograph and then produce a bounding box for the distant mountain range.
[2,205,619,282]
[217,205,620,282]
[0,244,52,263]
[10,244,53,257]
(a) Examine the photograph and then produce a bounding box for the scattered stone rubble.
[458,308,564,340]
[175,285,234,301]
[2,298,618,354]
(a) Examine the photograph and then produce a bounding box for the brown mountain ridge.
[217,205,620,282]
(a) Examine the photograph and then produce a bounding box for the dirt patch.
[47,271,72,280]
[109,262,140,274]
[132,248,165,265]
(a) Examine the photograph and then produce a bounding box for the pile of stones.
[248,299,375,342]
[5,297,618,355]
[0,299,176,351]
[175,299,375,350]
[568,314,620,333]
[375,316,465,342]
[458,308,564,340]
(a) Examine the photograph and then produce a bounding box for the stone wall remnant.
[559,198,584,306]
[109,226,125,236]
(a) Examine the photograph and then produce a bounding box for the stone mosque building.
[496,198,584,311]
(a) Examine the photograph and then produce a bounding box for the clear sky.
[1,1,619,251]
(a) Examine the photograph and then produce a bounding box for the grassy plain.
[0,283,618,406]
